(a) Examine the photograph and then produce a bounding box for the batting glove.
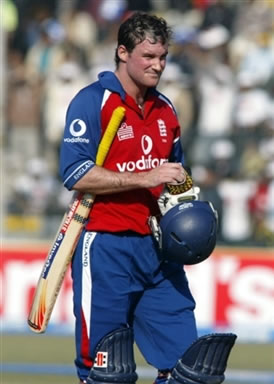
[158,172,200,216]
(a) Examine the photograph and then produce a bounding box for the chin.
[145,78,160,87]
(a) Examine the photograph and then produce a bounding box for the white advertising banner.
[1,245,274,342]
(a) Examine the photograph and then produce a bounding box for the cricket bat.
[28,106,126,333]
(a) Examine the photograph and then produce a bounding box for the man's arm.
[72,162,187,195]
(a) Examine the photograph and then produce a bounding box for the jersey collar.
[98,71,160,116]
[98,71,126,101]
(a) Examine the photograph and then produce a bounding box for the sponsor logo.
[158,119,167,136]
[64,137,89,143]
[117,156,167,172]
[64,119,89,143]
[117,122,134,141]
[69,119,87,136]
[116,134,167,172]
[40,195,83,278]
[94,352,108,368]
[141,135,153,155]
[179,202,193,210]
[61,198,80,232]
[42,233,64,279]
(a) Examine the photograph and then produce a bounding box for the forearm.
[72,162,187,195]
[72,165,148,195]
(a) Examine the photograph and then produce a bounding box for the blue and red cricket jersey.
[60,71,184,233]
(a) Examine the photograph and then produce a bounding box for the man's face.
[125,38,168,88]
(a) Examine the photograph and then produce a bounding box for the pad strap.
[169,333,237,384]
[87,327,138,384]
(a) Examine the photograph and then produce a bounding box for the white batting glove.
[158,185,200,216]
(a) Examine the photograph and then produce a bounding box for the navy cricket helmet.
[159,200,218,265]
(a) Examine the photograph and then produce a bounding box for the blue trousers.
[72,230,197,381]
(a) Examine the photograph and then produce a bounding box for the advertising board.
[1,245,273,341]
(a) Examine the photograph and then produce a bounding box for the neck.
[115,68,147,106]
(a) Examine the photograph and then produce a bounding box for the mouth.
[147,72,161,79]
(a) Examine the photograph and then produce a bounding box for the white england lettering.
[83,232,93,267]
[73,162,93,181]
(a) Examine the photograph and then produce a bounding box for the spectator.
[7,157,59,215]
[190,25,236,165]
[233,71,273,146]
[192,164,224,242]
[200,0,236,33]
[233,0,274,39]
[43,58,89,171]
[158,62,195,147]
[217,175,256,245]
[24,17,66,85]
[6,49,41,134]
[249,162,274,246]
[60,6,97,69]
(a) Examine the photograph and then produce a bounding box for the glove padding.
[158,185,200,216]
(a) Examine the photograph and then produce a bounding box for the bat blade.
[28,192,94,332]
[28,106,125,333]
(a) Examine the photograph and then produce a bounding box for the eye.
[144,54,154,59]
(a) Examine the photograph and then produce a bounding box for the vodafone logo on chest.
[116,134,168,172]
[141,135,153,155]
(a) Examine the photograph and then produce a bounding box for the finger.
[170,169,186,184]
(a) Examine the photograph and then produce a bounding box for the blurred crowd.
[2,0,274,246]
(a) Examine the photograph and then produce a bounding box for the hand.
[158,185,200,216]
[142,162,186,188]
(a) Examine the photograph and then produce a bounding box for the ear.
[117,45,128,63]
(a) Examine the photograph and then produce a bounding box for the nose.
[152,58,163,72]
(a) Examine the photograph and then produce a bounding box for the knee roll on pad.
[168,333,237,384]
[87,327,138,384]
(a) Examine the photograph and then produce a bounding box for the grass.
[1,334,274,384]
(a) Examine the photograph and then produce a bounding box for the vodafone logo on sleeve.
[70,119,87,136]
[64,119,89,143]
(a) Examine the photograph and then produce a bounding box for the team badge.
[157,119,167,137]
